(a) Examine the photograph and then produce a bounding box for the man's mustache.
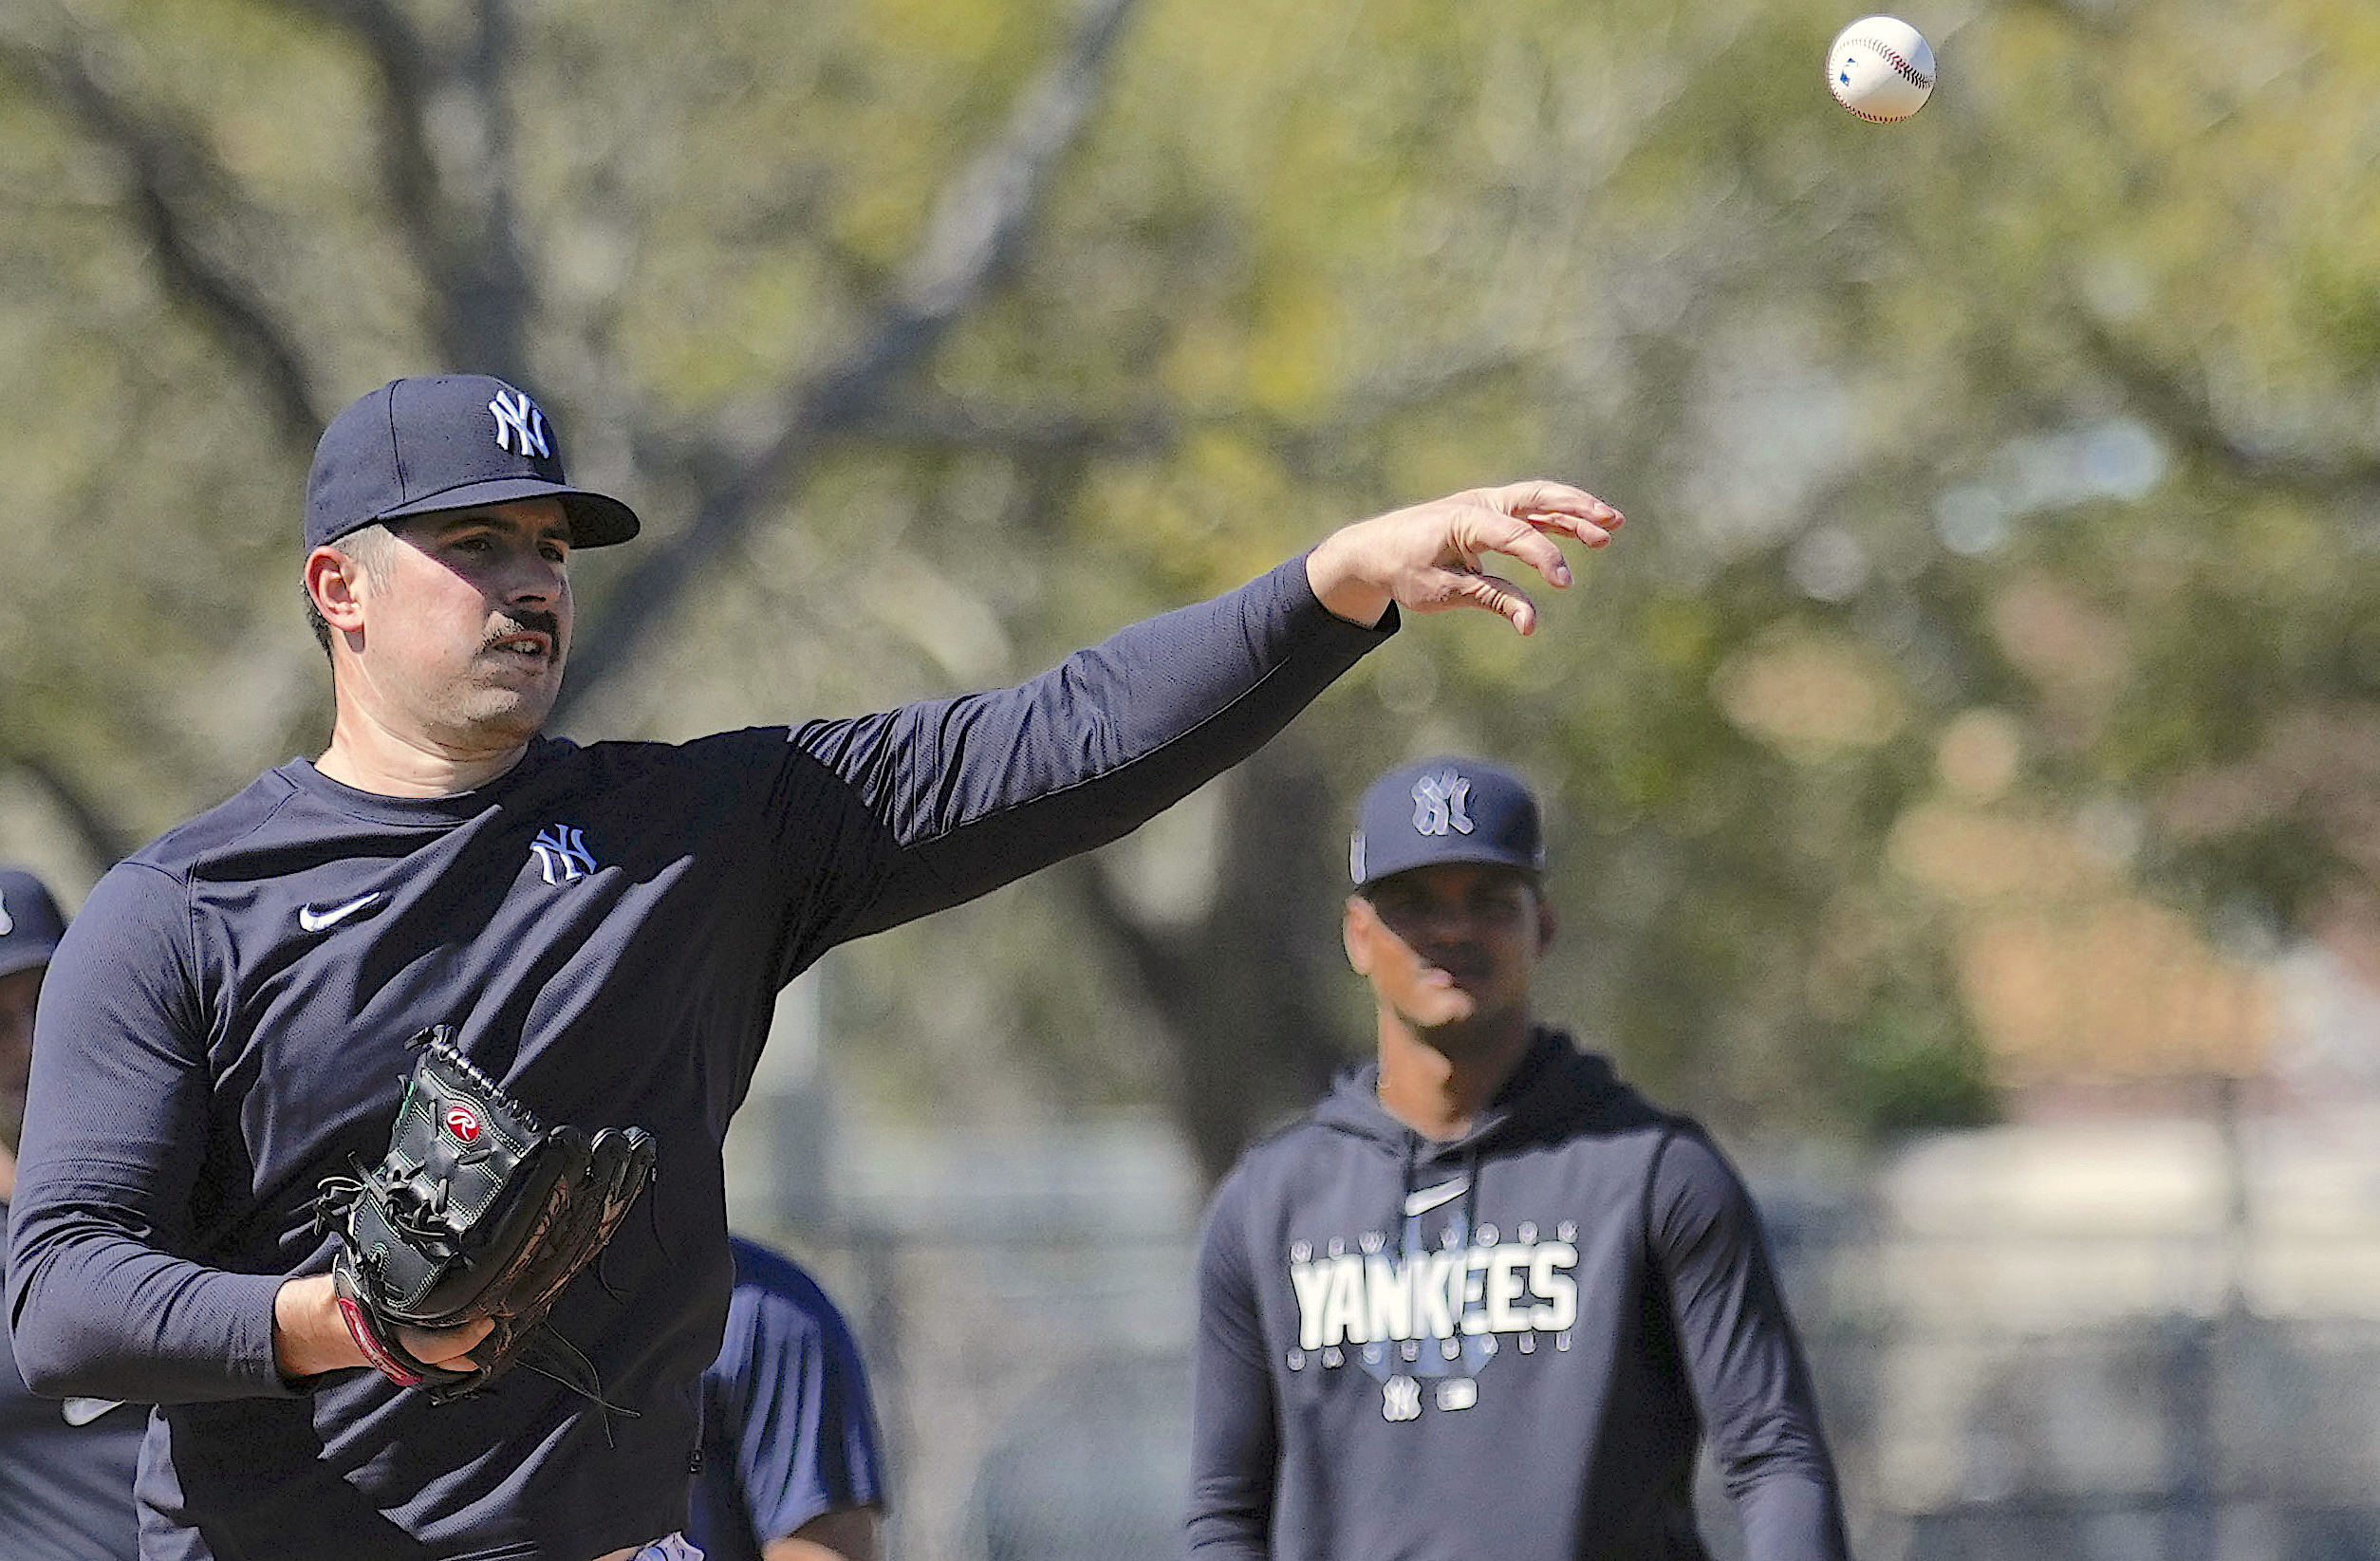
[1421,945,1491,979]
[487,610,562,649]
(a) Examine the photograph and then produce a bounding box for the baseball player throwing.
[6,374,1620,1561]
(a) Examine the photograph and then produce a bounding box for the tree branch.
[0,10,326,449]
[2073,310,2380,499]
[1057,742,1357,1187]
[270,0,530,379]
[836,339,1538,465]
[846,393,1175,457]
[264,0,443,286]
[556,0,1150,715]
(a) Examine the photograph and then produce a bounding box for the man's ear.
[1343,895,1376,976]
[1534,896,1557,957]
[306,546,368,635]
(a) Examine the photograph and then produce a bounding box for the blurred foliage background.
[6,0,2380,1175]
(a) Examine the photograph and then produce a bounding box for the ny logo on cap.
[488,388,551,459]
[1410,771,1475,838]
[0,888,12,937]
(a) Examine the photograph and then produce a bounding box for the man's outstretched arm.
[798,480,1625,943]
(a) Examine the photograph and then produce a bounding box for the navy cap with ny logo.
[1349,756,1545,888]
[0,866,67,979]
[304,375,641,550]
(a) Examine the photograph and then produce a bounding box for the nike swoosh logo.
[1404,1179,1469,1217]
[298,892,383,933]
[62,1397,127,1426]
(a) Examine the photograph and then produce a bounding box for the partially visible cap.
[1350,756,1544,888]
[0,867,67,978]
[304,375,641,550]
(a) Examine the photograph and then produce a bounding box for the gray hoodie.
[1188,1028,1850,1561]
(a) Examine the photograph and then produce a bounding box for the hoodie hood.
[1310,1027,1632,1247]
[1311,1025,1623,1166]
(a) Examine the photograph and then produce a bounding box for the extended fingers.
[1478,479,1625,535]
[1455,499,1582,587]
[1410,565,1540,635]
[1311,478,1625,631]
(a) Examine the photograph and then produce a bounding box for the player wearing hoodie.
[1187,757,1850,1561]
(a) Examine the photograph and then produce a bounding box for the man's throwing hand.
[1305,480,1624,635]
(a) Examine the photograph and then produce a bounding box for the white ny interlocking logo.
[1409,772,1474,837]
[0,888,12,937]
[530,824,598,885]
[488,388,551,458]
[1382,1376,1422,1422]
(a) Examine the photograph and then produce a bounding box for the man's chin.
[478,655,564,695]
[1405,994,1482,1033]
[1412,999,1534,1055]
[446,688,557,748]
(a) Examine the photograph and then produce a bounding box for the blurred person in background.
[1187,758,1850,1561]
[0,866,143,1561]
[690,1234,886,1561]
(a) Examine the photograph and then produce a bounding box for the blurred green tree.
[7,0,2378,1174]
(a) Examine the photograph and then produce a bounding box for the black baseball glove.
[314,1027,657,1404]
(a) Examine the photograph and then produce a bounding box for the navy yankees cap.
[0,867,67,979]
[305,375,641,550]
[1350,756,1544,889]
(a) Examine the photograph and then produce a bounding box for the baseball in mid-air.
[1826,15,1935,122]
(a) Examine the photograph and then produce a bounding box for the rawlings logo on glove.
[315,1027,657,1406]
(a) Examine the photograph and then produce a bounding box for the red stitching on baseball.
[1850,38,1932,88]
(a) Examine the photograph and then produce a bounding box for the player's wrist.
[273,1273,365,1380]
[1304,532,1394,628]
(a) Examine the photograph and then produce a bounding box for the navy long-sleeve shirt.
[7,557,1387,1561]
[1188,1029,1850,1561]
[0,1199,144,1561]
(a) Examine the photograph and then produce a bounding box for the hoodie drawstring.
[1460,1143,1481,1243]
[1395,1136,1420,1257]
